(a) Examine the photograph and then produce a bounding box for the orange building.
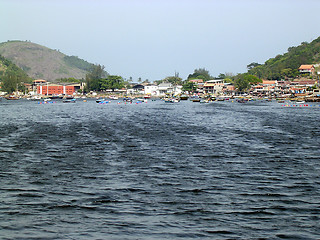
[37,84,75,95]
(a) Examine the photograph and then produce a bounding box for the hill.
[0,54,30,79]
[0,40,95,82]
[247,36,320,80]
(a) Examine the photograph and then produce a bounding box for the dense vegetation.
[187,68,213,82]
[85,64,124,92]
[247,37,320,80]
[63,56,94,72]
[0,55,31,93]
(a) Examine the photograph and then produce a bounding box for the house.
[291,79,316,87]
[298,65,315,74]
[189,79,203,84]
[173,85,183,95]
[158,83,173,96]
[222,84,235,95]
[33,79,46,85]
[23,83,32,92]
[203,79,224,95]
[127,84,145,95]
[144,84,159,96]
[251,80,276,96]
[188,79,204,93]
[290,87,306,96]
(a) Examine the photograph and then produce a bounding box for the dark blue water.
[0,99,319,239]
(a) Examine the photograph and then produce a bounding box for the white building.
[158,83,173,96]
[127,83,182,96]
[173,85,182,95]
[144,84,159,96]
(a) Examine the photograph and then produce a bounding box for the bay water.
[0,99,319,239]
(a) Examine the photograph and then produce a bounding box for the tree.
[182,81,197,92]
[187,68,212,81]
[243,74,262,84]
[57,77,81,83]
[0,54,31,93]
[142,79,150,84]
[99,75,124,91]
[1,71,18,93]
[234,74,251,92]
[85,64,107,92]
[217,73,226,79]
[247,62,260,70]
[162,76,182,85]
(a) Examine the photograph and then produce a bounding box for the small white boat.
[29,96,42,101]
[109,95,119,100]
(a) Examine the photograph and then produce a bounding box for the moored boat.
[63,95,76,103]
[50,94,63,99]
[63,98,76,103]
[5,95,20,100]
[109,95,119,100]
[180,95,189,100]
[190,96,201,102]
[164,98,179,103]
[28,95,42,101]
[96,98,106,103]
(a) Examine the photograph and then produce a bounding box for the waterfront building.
[158,83,173,96]
[203,79,224,95]
[127,84,145,95]
[36,81,82,96]
[144,84,158,96]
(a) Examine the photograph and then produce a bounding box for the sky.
[1,0,320,81]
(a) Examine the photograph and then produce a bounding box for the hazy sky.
[1,0,320,81]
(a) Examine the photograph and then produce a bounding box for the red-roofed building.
[189,79,203,84]
[298,65,315,74]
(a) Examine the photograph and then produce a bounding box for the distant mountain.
[0,40,95,81]
[247,36,320,80]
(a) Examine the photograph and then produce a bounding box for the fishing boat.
[190,96,201,102]
[63,98,76,103]
[164,98,179,103]
[109,95,119,100]
[43,98,52,102]
[27,95,42,101]
[180,95,189,100]
[50,94,63,99]
[237,98,248,103]
[123,97,133,102]
[5,95,20,100]
[96,98,106,103]
[63,95,76,103]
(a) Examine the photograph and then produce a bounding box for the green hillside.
[247,36,320,80]
[0,54,32,93]
[0,40,94,82]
